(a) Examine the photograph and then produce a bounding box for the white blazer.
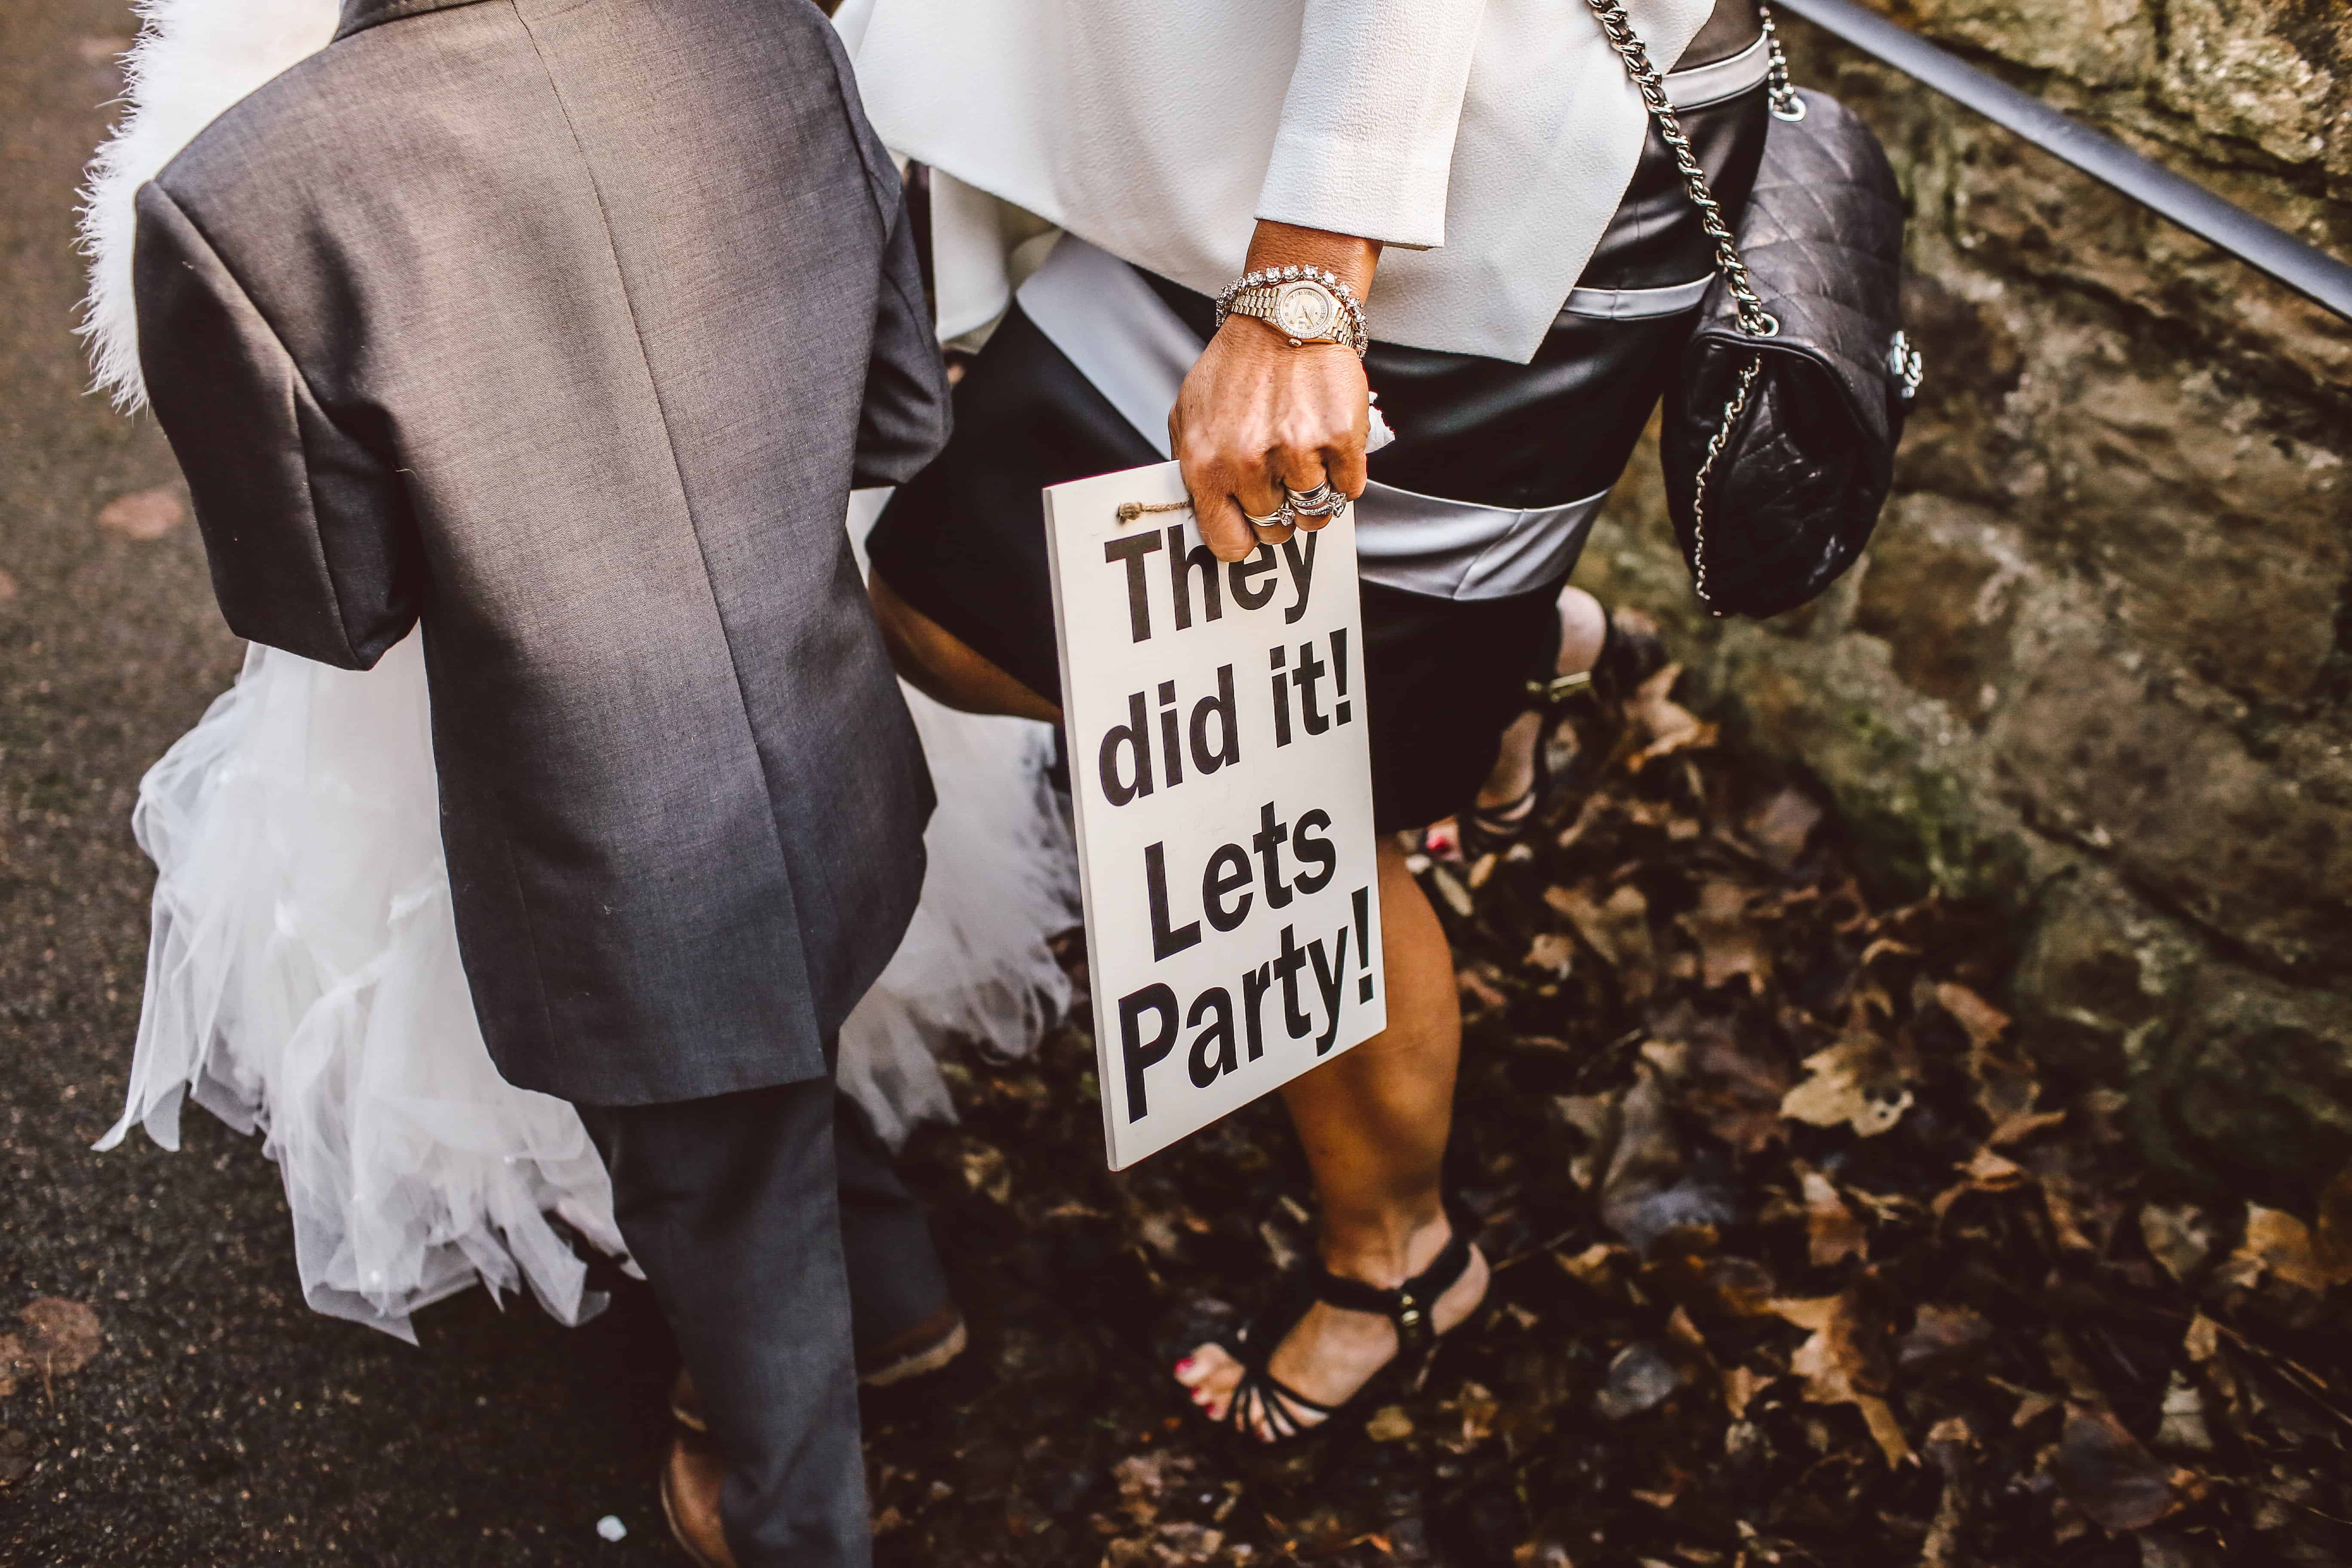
[836,0,1716,364]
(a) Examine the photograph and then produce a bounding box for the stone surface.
[1586,1,2352,1204]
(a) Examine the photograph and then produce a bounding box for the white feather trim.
[78,0,341,410]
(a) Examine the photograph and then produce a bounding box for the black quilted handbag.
[1589,1,1922,619]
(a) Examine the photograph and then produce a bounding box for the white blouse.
[835,0,1716,364]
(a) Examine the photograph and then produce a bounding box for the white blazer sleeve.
[1254,0,1488,251]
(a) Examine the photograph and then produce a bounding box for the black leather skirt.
[871,55,1769,833]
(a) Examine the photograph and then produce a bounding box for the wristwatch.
[1215,266,1370,356]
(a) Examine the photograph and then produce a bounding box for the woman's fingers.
[1323,420,1371,504]
[1174,319,1371,559]
[1271,438,1331,531]
[1231,458,1292,535]
[1190,493,1256,564]
[1179,453,1261,562]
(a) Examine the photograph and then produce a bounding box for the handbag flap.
[1692,90,1909,449]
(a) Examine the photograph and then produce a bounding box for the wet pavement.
[0,4,685,1562]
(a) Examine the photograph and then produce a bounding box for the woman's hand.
[1171,223,1379,562]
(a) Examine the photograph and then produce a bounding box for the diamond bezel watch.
[1215,266,1369,357]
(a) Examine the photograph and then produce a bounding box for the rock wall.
[1577,0,2352,1208]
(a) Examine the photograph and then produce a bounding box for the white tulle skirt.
[103,502,1079,1340]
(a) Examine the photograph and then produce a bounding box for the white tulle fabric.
[97,637,629,1340]
[82,0,1082,1339]
[99,609,1078,1340]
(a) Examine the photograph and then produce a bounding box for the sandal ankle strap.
[1310,1209,1479,1351]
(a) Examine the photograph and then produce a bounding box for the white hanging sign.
[1045,461,1387,1169]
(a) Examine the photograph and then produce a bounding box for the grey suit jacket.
[134,0,952,1106]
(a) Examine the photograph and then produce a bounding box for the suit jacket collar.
[337,0,502,40]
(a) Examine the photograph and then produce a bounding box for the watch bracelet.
[1228,285,1370,355]
[1213,266,1369,356]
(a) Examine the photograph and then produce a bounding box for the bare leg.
[875,566,1490,1436]
[868,572,1061,725]
[1468,585,1610,820]
[1174,840,1489,1436]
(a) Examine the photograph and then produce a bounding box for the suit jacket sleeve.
[850,179,954,489]
[132,181,423,671]
[1254,0,1488,251]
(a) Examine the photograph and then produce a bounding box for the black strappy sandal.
[1203,1206,1484,1449]
[1454,606,1620,859]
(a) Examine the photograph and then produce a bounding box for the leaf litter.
[862,656,2351,1567]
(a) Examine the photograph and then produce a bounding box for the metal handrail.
[1777,0,2352,324]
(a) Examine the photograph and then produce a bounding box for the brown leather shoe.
[661,1431,738,1568]
[858,1303,969,1389]
[669,1306,968,1430]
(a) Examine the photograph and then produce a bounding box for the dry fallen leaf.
[95,487,184,541]
[1720,1364,1764,1420]
[1741,787,1823,872]
[1599,1066,1736,1253]
[1458,964,1510,1015]
[1525,931,1577,977]
[1780,1037,1914,1137]
[1544,881,1655,997]
[2011,1390,2061,1429]
[2053,1405,2175,1531]
[959,1142,1011,1205]
[2039,1326,2107,1406]
[1932,1146,2029,1221]
[1554,1090,1617,1192]
[1920,1416,1974,1568]
[2134,1531,2220,1568]
[1682,1018,1792,1155]
[2234,1204,2352,1293]
[16,1299,101,1385]
[1622,665,1718,768]
[1555,1242,1629,1294]
[1678,880,1773,995]
[1897,1303,1993,1374]
[2153,1371,2213,1455]
[1938,980,2061,1145]
[1703,1256,1780,1318]
[1112,1449,1188,1527]
[1365,1404,1415,1442]
[1799,1168,1868,1267]
[1989,1109,2069,1146]
[1771,1292,1914,1466]
[2315,1161,2352,1283]
[1593,1342,1681,1420]
[1442,1382,1499,1450]
[2040,1179,2101,1254]
[1933,981,2010,1050]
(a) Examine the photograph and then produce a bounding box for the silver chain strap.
[1583,0,1801,612]
[1761,6,1808,125]
[1688,357,1761,606]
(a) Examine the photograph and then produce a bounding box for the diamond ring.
[1285,482,1346,518]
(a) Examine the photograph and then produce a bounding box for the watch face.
[1273,282,1337,339]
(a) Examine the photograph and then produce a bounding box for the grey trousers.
[578,1081,947,1568]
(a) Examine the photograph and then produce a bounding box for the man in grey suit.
[131,0,953,1561]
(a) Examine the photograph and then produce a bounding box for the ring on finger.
[1243,501,1295,531]
[1285,482,1346,518]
